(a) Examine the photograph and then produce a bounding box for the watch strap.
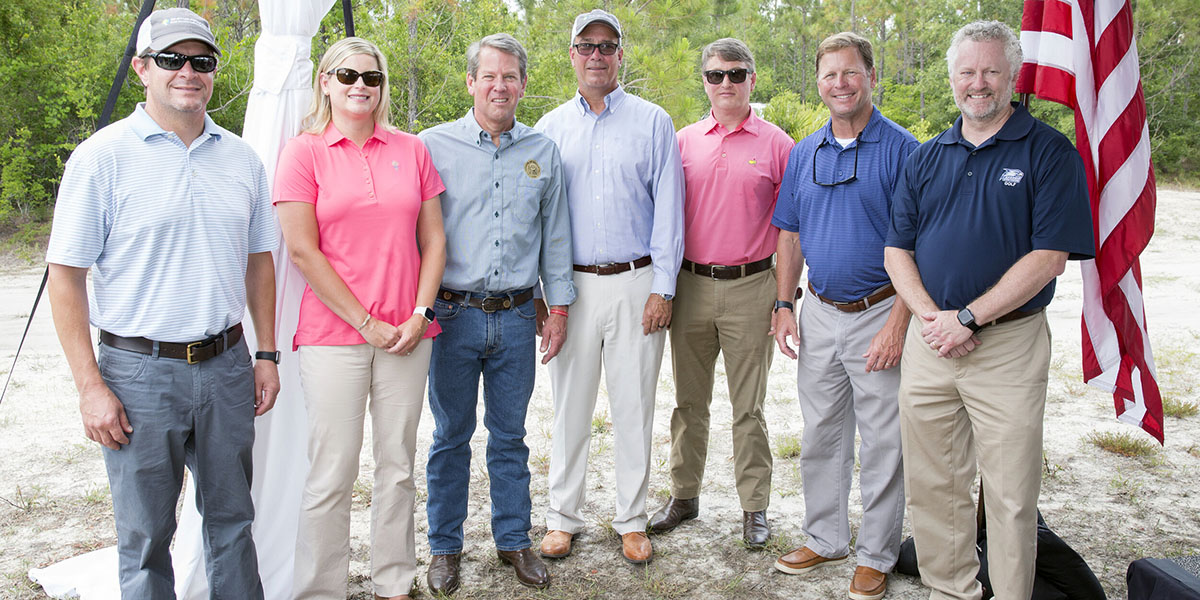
[774,300,795,312]
[255,350,281,364]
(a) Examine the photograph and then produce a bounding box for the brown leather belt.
[807,282,896,313]
[438,288,534,313]
[988,306,1045,326]
[681,256,774,280]
[99,324,243,364]
[573,255,652,276]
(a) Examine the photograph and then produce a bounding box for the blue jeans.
[426,290,537,553]
[98,338,262,600]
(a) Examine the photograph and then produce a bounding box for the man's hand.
[920,311,982,358]
[864,321,904,372]
[253,360,281,416]
[79,381,132,450]
[642,294,672,335]
[770,308,800,359]
[540,308,568,364]
[534,299,549,336]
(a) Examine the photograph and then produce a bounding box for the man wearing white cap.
[535,8,685,565]
[46,7,278,598]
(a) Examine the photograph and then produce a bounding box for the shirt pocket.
[514,179,544,224]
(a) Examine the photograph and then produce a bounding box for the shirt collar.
[820,105,884,146]
[572,85,627,116]
[701,108,763,137]
[321,122,390,147]
[129,103,222,142]
[939,102,1034,146]
[459,108,527,147]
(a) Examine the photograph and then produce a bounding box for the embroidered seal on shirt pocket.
[999,168,1024,187]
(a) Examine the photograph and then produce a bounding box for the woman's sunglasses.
[703,68,751,85]
[146,52,218,73]
[328,67,385,87]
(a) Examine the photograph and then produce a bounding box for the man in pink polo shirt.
[648,38,794,547]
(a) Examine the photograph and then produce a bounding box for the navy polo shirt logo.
[999,168,1024,186]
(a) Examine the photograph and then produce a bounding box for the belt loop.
[151,341,160,359]
[862,297,871,310]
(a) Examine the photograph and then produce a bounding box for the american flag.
[1017,0,1163,442]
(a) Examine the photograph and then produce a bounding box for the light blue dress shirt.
[419,110,576,306]
[535,86,685,296]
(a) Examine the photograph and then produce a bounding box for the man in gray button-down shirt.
[418,33,575,595]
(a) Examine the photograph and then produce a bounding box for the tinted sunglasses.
[146,52,218,73]
[573,42,620,56]
[703,68,751,85]
[328,67,385,87]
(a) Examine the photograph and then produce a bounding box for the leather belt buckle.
[186,340,205,364]
[480,296,511,313]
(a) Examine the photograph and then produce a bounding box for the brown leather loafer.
[539,529,575,559]
[621,531,653,564]
[742,510,770,548]
[647,496,699,533]
[497,548,550,589]
[849,565,887,600]
[774,546,848,575]
[426,553,461,596]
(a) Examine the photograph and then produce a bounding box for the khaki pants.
[899,313,1050,600]
[546,265,666,536]
[293,341,431,599]
[667,268,775,510]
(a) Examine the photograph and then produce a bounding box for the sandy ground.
[1,190,1198,600]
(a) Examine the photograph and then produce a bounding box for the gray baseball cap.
[571,9,622,40]
[135,7,221,57]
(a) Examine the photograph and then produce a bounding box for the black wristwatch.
[255,350,281,364]
[774,300,795,313]
[957,308,983,333]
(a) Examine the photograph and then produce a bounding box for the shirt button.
[494,211,500,218]
[494,240,500,246]
[494,182,500,188]
[721,153,726,157]
[967,171,973,176]
[495,153,499,159]
[494,269,499,275]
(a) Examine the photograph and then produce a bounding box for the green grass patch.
[1162,395,1199,418]
[773,434,802,459]
[1085,430,1159,457]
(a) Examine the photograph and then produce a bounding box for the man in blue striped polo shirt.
[45,8,278,598]
[770,32,918,600]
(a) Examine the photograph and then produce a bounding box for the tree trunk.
[407,15,419,132]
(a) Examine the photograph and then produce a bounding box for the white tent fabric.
[28,1,334,597]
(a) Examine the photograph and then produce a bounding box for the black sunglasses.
[573,42,620,56]
[703,68,751,85]
[146,52,218,73]
[812,134,861,187]
[328,67,385,87]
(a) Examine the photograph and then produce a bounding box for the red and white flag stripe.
[1018,0,1163,442]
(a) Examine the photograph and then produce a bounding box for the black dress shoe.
[648,496,699,533]
[497,548,551,588]
[427,553,461,596]
[743,510,770,548]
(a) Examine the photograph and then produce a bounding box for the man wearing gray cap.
[46,7,278,598]
[535,8,685,565]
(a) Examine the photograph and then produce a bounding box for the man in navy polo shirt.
[770,32,917,600]
[884,21,1093,600]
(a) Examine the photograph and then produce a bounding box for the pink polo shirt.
[676,110,794,265]
[274,123,445,349]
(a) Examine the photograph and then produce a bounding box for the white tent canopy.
[29,1,334,596]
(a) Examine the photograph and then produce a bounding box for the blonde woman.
[274,37,445,600]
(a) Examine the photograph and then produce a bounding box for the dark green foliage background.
[1,0,1194,228]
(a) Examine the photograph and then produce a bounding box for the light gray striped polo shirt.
[46,104,276,343]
